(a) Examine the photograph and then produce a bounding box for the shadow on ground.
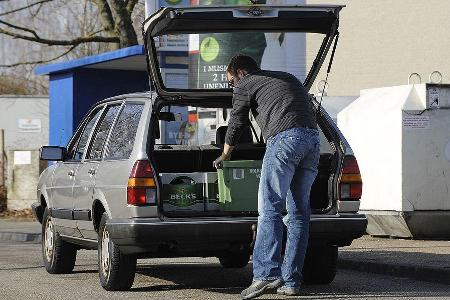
[132,260,450,298]
[134,262,251,294]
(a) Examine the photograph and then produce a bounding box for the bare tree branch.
[126,0,139,15]
[31,1,45,17]
[0,20,40,39]
[91,0,115,32]
[0,45,79,68]
[108,0,138,47]
[87,29,105,37]
[0,0,53,17]
[0,20,119,45]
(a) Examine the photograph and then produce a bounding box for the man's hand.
[213,152,231,169]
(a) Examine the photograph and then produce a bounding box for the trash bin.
[217,160,262,212]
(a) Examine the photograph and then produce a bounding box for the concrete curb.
[0,232,41,243]
[338,258,450,285]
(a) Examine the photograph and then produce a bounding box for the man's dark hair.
[227,54,260,76]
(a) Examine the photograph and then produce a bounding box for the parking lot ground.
[0,218,41,242]
[0,241,449,300]
[339,235,450,285]
[1,219,450,286]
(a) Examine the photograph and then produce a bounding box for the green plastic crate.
[217,160,262,212]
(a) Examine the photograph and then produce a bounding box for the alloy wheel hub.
[44,218,54,261]
[101,229,110,277]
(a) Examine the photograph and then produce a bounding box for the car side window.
[104,103,144,160]
[69,108,103,161]
[86,105,121,160]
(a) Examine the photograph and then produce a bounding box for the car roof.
[94,91,153,106]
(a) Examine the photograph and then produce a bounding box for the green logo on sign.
[200,37,220,62]
[165,0,182,5]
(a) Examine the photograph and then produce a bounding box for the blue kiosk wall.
[49,69,148,146]
[36,46,149,146]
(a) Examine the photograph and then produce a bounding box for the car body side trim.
[73,209,92,221]
[49,208,73,220]
[49,208,92,221]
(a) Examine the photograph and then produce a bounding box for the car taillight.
[339,156,363,200]
[127,160,157,206]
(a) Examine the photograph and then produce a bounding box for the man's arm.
[224,86,251,146]
[222,143,234,158]
[213,86,250,169]
[213,143,234,169]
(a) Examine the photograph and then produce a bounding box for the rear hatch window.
[143,5,343,103]
[156,31,328,91]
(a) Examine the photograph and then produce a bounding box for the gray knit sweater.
[225,69,317,146]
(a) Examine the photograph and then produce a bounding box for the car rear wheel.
[302,245,338,284]
[42,208,77,274]
[218,251,250,268]
[98,213,136,291]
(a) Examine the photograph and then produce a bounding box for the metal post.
[0,129,5,211]
[0,129,4,188]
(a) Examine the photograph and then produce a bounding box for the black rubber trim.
[31,202,43,223]
[106,214,367,254]
[48,208,92,221]
[50,208,73,220]
[73,209,92,221]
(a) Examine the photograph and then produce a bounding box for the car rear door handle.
[88,168,96,176]
[68,170,75,177]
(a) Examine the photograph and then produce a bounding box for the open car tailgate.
[143,5,344,103]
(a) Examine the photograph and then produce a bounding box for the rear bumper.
[107,214,367,255]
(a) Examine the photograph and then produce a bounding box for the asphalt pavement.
[0,218,41,242]
[338,235,450,285]
[1,218,449,286]
[1,240,449,300]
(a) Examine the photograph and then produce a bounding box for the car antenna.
[317,31,339,118]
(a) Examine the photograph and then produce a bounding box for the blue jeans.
[252,127,320,288]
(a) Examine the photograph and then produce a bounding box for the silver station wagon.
[32,4,367,291]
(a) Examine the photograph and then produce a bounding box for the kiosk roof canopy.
[35,45,146,75]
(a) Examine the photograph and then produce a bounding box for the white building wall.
[0,96,49,210]
[307,0,450,96]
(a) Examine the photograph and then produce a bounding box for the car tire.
[218,252,250,268]
[42,208,77,274]
[302,245,338,285]
[98,213,136,291]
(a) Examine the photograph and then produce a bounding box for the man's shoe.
[241,279,283,299]
[277,286,301,296]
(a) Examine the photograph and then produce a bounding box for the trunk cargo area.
[153,143,335,217]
